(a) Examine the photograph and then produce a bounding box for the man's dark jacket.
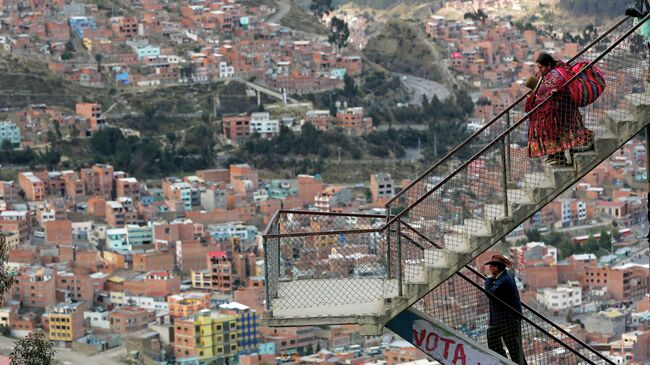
[484,270,522,325]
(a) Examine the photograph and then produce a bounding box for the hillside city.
[0,0,648,364]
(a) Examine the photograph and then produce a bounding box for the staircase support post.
[263,238,270,310]
[647,126,650,240]
[500,136,510,218]
[396,220,403,297]
[386,210,391,279]
[506,111,512,180]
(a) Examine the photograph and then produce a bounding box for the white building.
[122,294,169,311]
[83,310,110,329]
[0,121,21,146]
[209,221,257,241]
[249,112,279,138]
[219,61,235,78]
[536,282,582,313]
[200,188,226,211]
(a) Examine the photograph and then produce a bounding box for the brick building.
[109,307,156,334]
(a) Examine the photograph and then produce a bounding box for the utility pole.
[338,147,341,163]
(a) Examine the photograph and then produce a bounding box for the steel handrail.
[387,13,650,227]
[385,15,631,208]
[398,221,615,365]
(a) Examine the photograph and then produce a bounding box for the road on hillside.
[268,0,291,24]
[397,73,451,105]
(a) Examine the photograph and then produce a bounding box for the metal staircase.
[262,14,650,365]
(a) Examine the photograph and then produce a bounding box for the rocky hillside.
[363,20,447,83]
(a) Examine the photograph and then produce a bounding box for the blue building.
[0,121,20,146]
[219,302,260,356]
[68,16,96,38]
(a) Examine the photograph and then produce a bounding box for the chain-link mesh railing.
[415,267,614,365]
[264,210,424,317]
[386,14,650,270]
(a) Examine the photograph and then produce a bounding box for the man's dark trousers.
[487,318,527,365]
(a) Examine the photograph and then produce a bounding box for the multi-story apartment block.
[219,302,260,355]
[170,182,193,211]
[222,114,251,144]
[18,172,45,201]
[81,164,114,198]
[536,282,582,313]
[174,309,238,365]
[62,171,85,202]
[109,307,156,334]
[200,187,227,211]
[249,112,279,139]
[46,301,84,343]
[305,110,330,131]
[0,121,20,146]
[334,106,372,136]
[584,263,649,301]
[209,222,257,242]
[0,180,16,202]
[110,16,139,38]
[105,200,138,227]
[76,102,106,132]
[116,177,141,201]
[168,292,211,318]
[370,173,394,203]
[132,250,175,272]
[11,266,57,308]
[0,210,31,244]
[191,251,233,293]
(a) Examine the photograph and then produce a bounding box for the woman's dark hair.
[536,53,556,67]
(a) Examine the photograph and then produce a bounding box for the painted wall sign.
[386,309,512,365]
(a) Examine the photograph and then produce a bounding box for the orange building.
[191,251,233,292]
[584,263,649,301]
[81,164,114,198]
[44,220,72,245]
[109,307,156,334]
[116,177,141,201]
[168,292,211,318]
[132,251,175,272]
[297,175,324,207]
[11,266,57,308]
[223,114,251,144]
[0,211,32,244]
[76,102,106,132]
[18,172,45,201]
[120,271,181,297]
[335,107,373,136]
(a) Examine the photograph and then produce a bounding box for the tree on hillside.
[463,9,488,25]
[95,53,103,72]
[10,331,55,365]
[310,0,333,18]
[343,74,357,99]
[329,17,350,53]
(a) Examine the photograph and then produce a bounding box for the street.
[0,335,126,365]
[268,0,291,24]
[397,73,451,105]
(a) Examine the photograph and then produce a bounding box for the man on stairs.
[484,254,527,365]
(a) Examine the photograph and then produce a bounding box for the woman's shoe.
[549,157,571,167]
[545,153,565,164]
[570,141,595,153]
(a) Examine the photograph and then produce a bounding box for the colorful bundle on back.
[555,61,607,107]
